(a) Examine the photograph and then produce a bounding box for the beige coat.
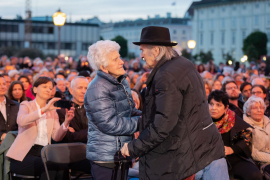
[243,114,270,163]
[6,100,67,161]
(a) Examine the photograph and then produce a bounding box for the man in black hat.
[121,26,227,180]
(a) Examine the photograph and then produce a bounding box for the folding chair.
[41,143,92,180]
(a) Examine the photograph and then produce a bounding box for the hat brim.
[133,41,177,46]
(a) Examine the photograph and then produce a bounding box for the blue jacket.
[84,70,141,162]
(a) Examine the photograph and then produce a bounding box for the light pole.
[187,40,196,62]
[53,9,66,56]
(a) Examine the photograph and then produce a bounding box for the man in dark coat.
[121,26,225,180]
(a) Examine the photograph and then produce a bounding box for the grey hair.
[70,76,88,89]
[243,95,266,114]
[55,78,65,84]
[145,45,180,62]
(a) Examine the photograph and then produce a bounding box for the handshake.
[120,131,139,158]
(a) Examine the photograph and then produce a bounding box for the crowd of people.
[0,35,269,180]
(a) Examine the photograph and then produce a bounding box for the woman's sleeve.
[17,102,40,127]
[51,111,68,142]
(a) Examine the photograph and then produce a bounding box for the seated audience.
[207,90,262,180]
[78,70,91,83]
[222,80,244,118]
[7,77,75,180]
[240,82,252,102]
[8,81,30,103]
[57,76,89,143]
[251,85,270,117]
[18,75,35,100]
[0,75,19,144]
[243,96,270,179]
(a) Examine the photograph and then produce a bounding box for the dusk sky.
[0,0,196,23]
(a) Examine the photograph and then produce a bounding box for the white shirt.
[34,100,69,146]
[34,100,49,146]
[0,97,7,122]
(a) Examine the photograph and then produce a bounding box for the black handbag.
[112,151,132,180]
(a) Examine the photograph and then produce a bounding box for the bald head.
[251,78,265,86]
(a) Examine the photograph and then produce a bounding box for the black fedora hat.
[133,26,177,46]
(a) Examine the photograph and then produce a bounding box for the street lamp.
[53,9,66,56]
[187,40,196,61]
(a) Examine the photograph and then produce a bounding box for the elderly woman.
[205,90,262,180]
[251,85,270,117]
[85,40,141,180]
[243,96,270,178]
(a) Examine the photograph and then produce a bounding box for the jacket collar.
[243,114,270,129]
[145,56,175,87]
[5,96,18,106]
[97,70,127,85]
[230,115,252,138]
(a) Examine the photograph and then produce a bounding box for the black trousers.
[90,161,129,180]
[10,145,69,180]
[232,160,263,180]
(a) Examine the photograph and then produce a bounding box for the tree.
[181,49,191,60]
[0,46,20,57]
[111,36,128,57]
[193,50,213,64]
[222,52,236,62]
[242,31,268,62]
[16,48,44,59]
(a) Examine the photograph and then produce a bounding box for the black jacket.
[221,115,252,167]
[0,97,19,138]
[128,56,224,180]
[57,102,88,143]
[229,100,244,119]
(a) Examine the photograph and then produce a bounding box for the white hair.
[39,68,48,74]
[8,70,19,78]
[222,76,234,85]
[55,68,64,74]
[70,76,88,89]
[251,78,264,86]
[144,45,180,62]
[36,60,44,66]
[243,95,266,114]
[87,40,120,71]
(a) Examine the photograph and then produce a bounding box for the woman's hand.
[68,127,75,133]
[41,98,61,113]
[224,146,234,156]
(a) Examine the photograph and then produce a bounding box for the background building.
[0,18,99,57]
[100,13,192,57]
[188,0,270,63]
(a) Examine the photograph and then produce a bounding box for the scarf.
[214,109,235,134]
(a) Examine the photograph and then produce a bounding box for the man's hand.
[224,146,234,156]
[121,143,130,158]
[0,133,6,145]
[68,127,75,133]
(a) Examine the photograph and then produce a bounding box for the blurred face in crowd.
[217,76,224,83]
[205,83,210,97]
[56,80,66,93]
[12,84,23,100]
[50,86,56,98]
[100,50,125,79]
[252,87,266,100]
[3,76,11,90]
[14,74,20,81]
[225,82,239,100]
[212,80,222,91]
[34,81,53,100]
[11,57,18,65]
[140,44,158,68]
[20,77,30,90]
[49,72,55,79]
[0,77,7,97]
[248,102,265,122]
[241,85,252,101]
[70,78,88,105]
[132,74,139,84]
[56,74,65,79]
[209,99,228,119]
[27,75,33,85]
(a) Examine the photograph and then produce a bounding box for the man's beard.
[229,94,239,100]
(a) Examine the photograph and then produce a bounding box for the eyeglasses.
[251,106,264,111]
[226,86,237,91]
[251,91,263,95]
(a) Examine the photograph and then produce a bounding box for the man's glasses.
[226,86,237,91]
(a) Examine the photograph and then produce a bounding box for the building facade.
[0,19,99,57]
[100,14,192,57]
[189,0,270,64]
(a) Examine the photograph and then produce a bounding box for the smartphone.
[56,100,73,110]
